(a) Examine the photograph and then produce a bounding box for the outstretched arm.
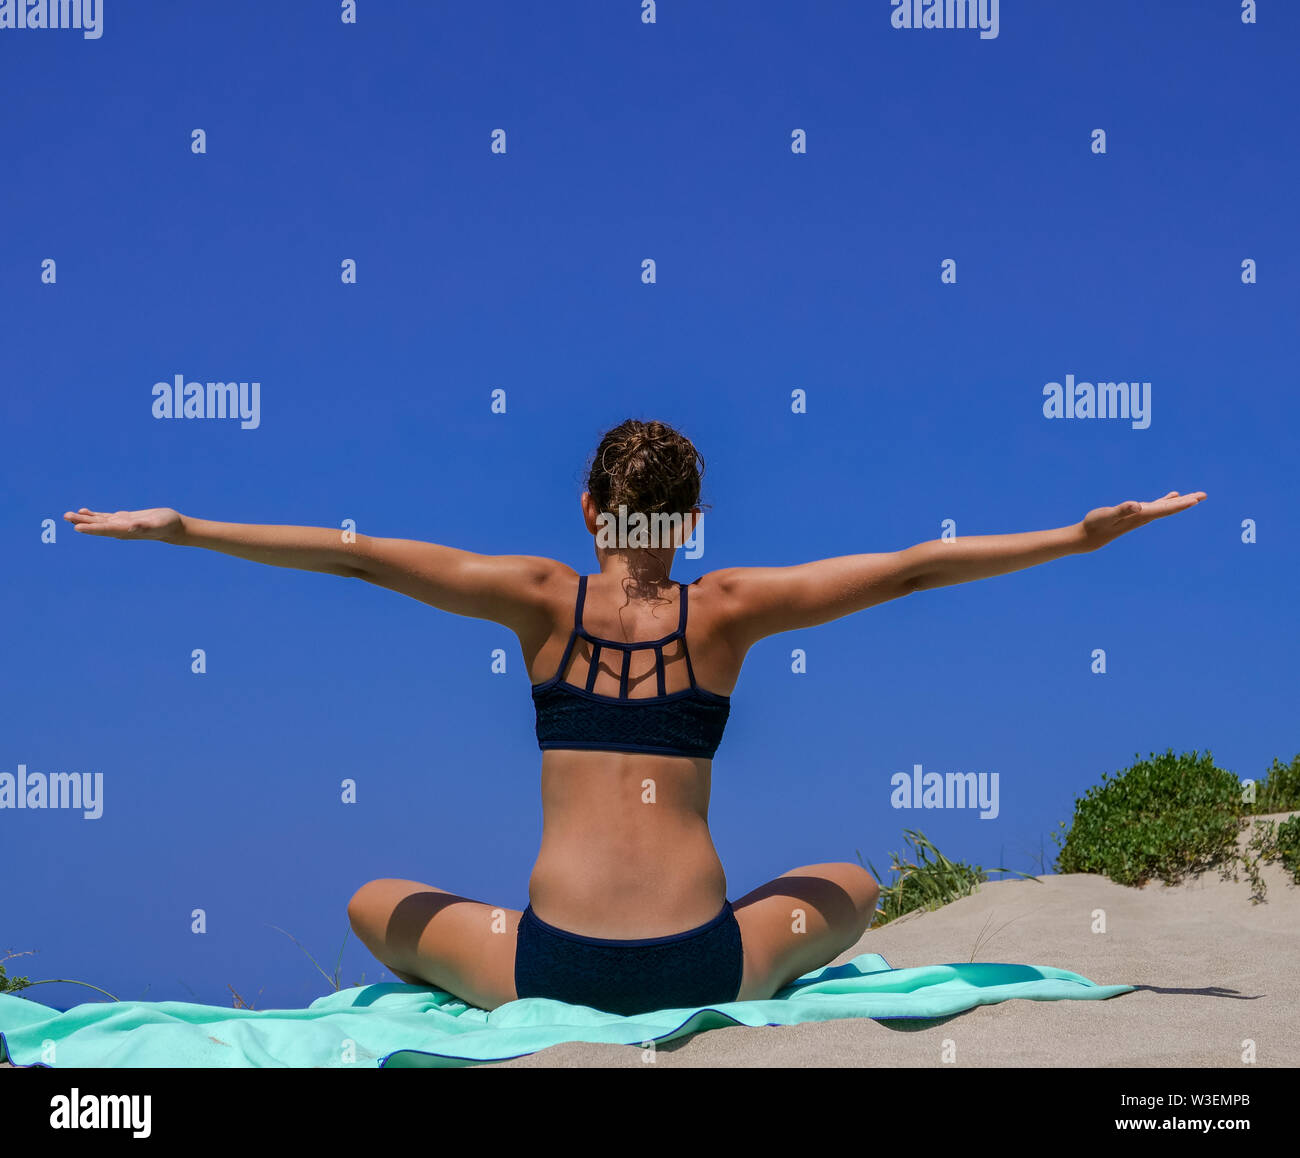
[61,507,568,639]
[709,491,1207,650]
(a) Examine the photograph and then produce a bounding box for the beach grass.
[858,829,1036,929]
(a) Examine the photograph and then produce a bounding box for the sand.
[5,815,1296,1069]
[482,815,1300,1068]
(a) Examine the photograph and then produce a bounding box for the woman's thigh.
[731,862,879,1000]
[347,878,521,1010]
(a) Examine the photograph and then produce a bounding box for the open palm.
[62,507,183,541]
[1080,491,1207,551]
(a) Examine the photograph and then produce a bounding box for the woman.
[64,419,1205,1015]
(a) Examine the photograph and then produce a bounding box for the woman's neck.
[593,548,676,599]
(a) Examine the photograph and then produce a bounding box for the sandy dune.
[484,822,1299,1067]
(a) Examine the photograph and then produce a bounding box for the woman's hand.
[1078,491,1207,552]
[63,507,185,542]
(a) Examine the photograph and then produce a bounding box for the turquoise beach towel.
[0,954,1133,1068]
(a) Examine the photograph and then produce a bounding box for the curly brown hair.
[586,419,706,517]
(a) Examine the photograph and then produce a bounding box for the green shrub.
[1054,749,1243,886]
[1245,754,1300,815]
[1273,814,1300,883]
[1241,813,1300,898]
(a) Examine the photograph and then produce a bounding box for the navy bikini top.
[531,575,731,759]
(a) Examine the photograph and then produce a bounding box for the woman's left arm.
[704,490,1207,647]
[902,491,1207,592]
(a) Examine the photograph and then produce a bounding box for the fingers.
[1142,492,1207,519]
[1154,491,1206,508]
[1104,491,1206,531]
[62,509,123,537]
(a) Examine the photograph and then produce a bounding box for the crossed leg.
[347,861,878,1011]
[346,879,521,1010]
[731,862,879,1000]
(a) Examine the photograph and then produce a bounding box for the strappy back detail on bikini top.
[531,575,731,759]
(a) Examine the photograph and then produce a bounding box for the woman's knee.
[347,881,378,940]
[346,878,406,939]
[810,862,880,937]
[850,865,881,927]
[769,862,879,940]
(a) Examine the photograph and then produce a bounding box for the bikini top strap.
[678,582,699,689]
[574,574,588,631]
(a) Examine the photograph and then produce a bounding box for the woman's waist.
[528,830,727,938]
[533,749,722,936]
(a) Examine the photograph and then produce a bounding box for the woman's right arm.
[62,507,570,637]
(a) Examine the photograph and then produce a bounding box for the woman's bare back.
[525,571,742,937]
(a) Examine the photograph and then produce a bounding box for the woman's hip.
[513,899,744,1016]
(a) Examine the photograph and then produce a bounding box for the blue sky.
[2,0,1295,1011]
